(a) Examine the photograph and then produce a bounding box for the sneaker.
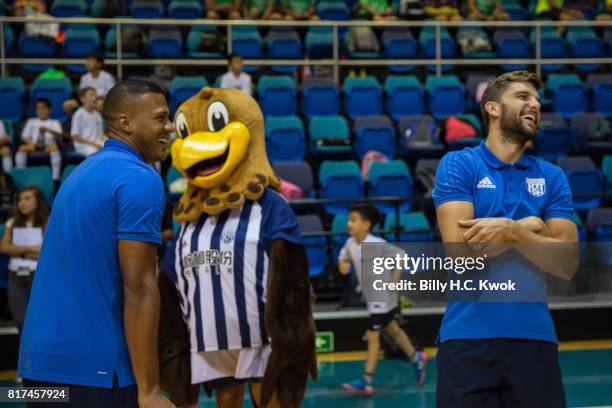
[342,378,374,396]
[414,351,428,385]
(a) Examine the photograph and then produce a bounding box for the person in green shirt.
[534,0,586,34]
[206,0,241,19]
[358,0,398,20]
[467,0,510,20]
[243,0,273,18]
[283,0,319,20]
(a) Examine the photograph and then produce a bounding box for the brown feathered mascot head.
[170,87,280,221]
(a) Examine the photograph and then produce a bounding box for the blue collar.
[478,141,531,170]
[104,139,145,163]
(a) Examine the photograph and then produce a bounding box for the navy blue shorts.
[436,339,566,408]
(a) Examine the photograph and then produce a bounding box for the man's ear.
[117,113,132,133]
[485,101,500,120]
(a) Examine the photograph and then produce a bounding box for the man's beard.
[499,104,538,146]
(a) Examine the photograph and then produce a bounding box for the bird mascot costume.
[157,87,317,407]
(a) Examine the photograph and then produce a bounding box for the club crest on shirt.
[526,177,546,197]
[222,231,235,245]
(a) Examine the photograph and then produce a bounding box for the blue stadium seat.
[0,77,25,124]
[265,116,305,163]
[546,74,588,119]
[305,27,333,59]
[398,114,444,157]
[4,23,14,57]
[567,27,603,72]
[319,160,364,215]
[384,75,424,120]
[572,211,587,242]
[29,77,73,122]
[466,74,494,112]
[308,115,351,157]
[494,29,529,71]
[168,0,203,18]
[316,0,350,20]
[558,156,603,210]
[11,167,53,202]
[131,0,164,18]
[587,74,612,116]
[587,208,612,242]
[186,26,224,59]
[419,27,456,72]
[383,28,417,73]
[18,34,56,73]
[231,26,263,73]
[603,155,612,191]
[354,115,397,160]
[272,161,314,198]
[169,75,208,115]
[425,75,465,120]
[148,27,183,58]
[104,25,142,59]
[51,0,86,16]
[257,75,296,116]
[62,25,101,73]
[61,164,77,183]
[331,214,349,261]
[368,160,412,214]
[571,112,611,153]
[535,113,573,161]
[384,211,434,242]
[343,76,382,120]
[296,215,327,277]
[301,76,340,119]
[530,28,565,71]
[501,0,528,19]
[266,28,303,74]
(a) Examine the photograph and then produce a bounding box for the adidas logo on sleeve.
[477,176,496,189]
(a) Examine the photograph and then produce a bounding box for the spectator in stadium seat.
[358,0,399,20]
[1,187,49,332]
[243,0,274,18]
[219,53,253,95]
[206,0,242,19]
[535,0,586,33]
[467,0,510,20]
[0,121,13,173]
[339,205,427,395]
[64,54,116,115]
[283,0,319,20]
[424,0,463,20]
[70,87,106,157]
[15,98,63,182]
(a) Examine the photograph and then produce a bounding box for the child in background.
[0,120,13,173]
[339,205,427,395]
[0,187,50,332]
[70,87,105,157]
[15,98,63,182]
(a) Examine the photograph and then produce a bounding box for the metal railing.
[1,16,611,82]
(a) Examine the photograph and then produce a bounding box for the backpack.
[361,150,388,181]
[401,117,439,150]
[457,29,492,54]
[279,179,303,200]
[397,0,425,19]
[197,30,226,54]
[586,118,611,141]
[347,27,379,53]
[444,116,477,144]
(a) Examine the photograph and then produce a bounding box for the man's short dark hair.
[228,53,242,64]
[85,53,104,65]
[35,98,52,109]
[349,204,380,231]
[102,79,166,120]
[480,70,542,132]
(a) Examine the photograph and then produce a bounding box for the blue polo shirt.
[18,139,165,388]
[432,142,574,343]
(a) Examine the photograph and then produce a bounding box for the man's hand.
[138,389,176,408]
[458,218,513,245]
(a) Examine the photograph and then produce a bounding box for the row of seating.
[5,23,612,74]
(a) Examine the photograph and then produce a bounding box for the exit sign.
[315,331,334,353]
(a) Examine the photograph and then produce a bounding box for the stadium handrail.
[1,17,611,80]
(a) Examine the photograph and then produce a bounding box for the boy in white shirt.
[219,53,252,95]
[70,87,105,157]
[338,205,427,395]
[16,98,63,181]
[79,54,116,100]
[0,120,12,173]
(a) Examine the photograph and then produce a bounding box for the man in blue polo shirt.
[18,80,175,408]
[433,71,578,407]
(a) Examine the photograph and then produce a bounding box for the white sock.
[2,154,12,173]
[50,151,61,180]
[15,151,26,168]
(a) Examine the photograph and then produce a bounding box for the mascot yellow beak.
[171,122,251,190]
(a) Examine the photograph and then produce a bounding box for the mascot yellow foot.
[158,87,317,408]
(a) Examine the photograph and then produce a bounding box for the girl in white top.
[0,186,50,331]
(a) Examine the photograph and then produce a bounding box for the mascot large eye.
[175,112,190,138]
[207,101,229,132]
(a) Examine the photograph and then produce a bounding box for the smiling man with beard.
[432,71,578,407]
